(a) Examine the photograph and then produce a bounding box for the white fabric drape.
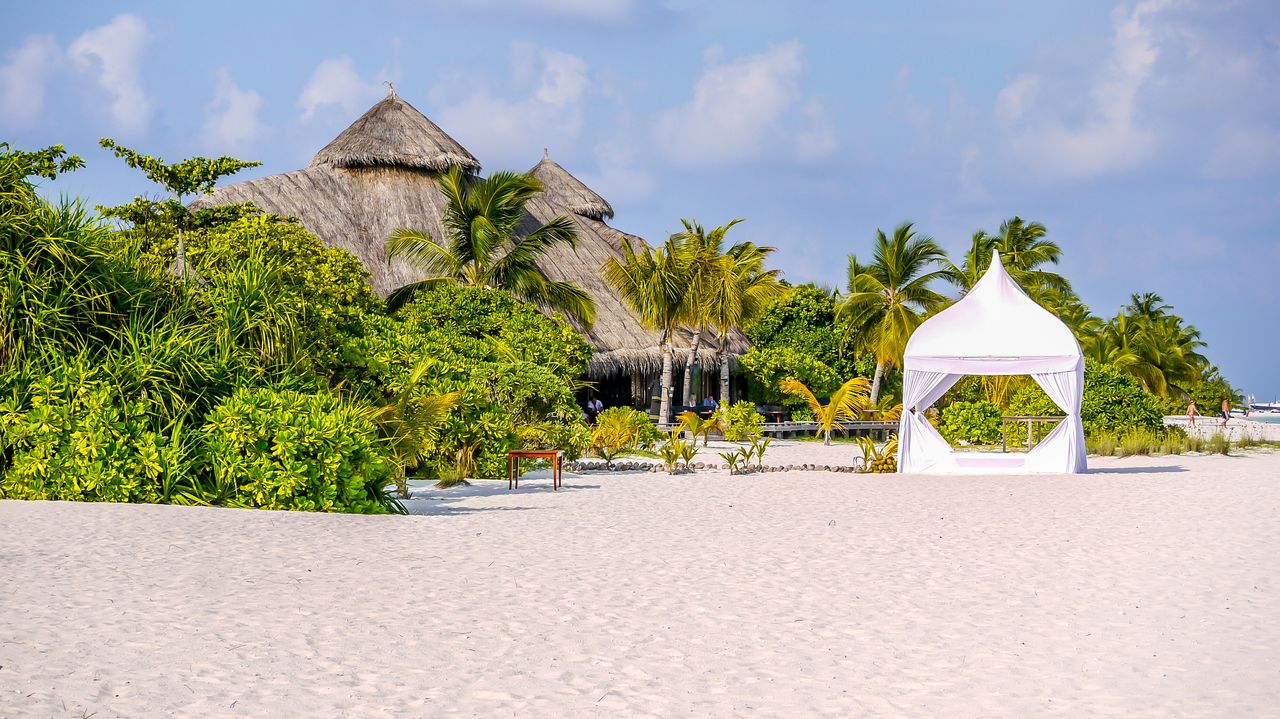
[896,370,962,473]
[1023,366,1087,473]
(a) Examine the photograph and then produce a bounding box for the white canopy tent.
[895,252,1087,474]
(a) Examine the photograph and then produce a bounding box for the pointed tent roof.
[903,252,1081,373]
[310,92,481,173]
[527,150,614,220]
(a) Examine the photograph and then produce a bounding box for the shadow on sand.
[400,476,600,516]
[1087,465,1188,474]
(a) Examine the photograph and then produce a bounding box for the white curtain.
[896,370,962,473]
[1023,366,1087,473]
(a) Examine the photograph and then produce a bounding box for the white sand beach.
[3,450,1278,718]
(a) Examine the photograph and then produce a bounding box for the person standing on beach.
[1221,397,1231,427]
[1187,400,1197,427]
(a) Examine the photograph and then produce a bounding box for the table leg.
[1026,420,1032,452]
[556,455,562,490]
[508,455,513,490]
[514,457,519,489]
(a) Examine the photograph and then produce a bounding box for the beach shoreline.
[3,451,1278,717]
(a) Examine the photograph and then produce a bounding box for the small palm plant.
[677,410,718,446]
[780,376,872,445]
[365,355,462,497]
[657,427,698,474]
[590,407,654,468]
[855,434,900,473]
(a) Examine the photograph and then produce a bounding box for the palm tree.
[668,218,745,407]
[837,222,949,405]
[707,241,787,404]
[366,355,461,498]
[780,376,871,445]
[386,166,596,327]
[1040,287,1103,346]
[602,236,693,425]
[943,217,1069,301]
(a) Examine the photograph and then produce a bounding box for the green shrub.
[590,407,653,465]
[1206,433,1231,455]
[201,388,398,513]
[939,400,1002,446]
[717,400,764,441]
[0,360,191,503]
[1007,362,1165,441]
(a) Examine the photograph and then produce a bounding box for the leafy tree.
[746,285,856,376]
[780,376,871,445]
[837,222,949,404]
[739,346,840,409]
[386,166,595,327]
[1081,293,1209,399]
[98,138,261,283]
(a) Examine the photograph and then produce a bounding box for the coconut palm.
[366,355,461,498]
[780,376,872,445]
[707,241,788,405]
[602,236,694,424]
[943,217,1069,301]
[668,218,745,406]
[386,166,596,327]
[837,222,949,404]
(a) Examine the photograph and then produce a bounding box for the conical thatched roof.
[193,92,748,378]
[527,150,614,220]
[311,93,481,173]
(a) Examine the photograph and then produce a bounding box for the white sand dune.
[2,451,1278,717]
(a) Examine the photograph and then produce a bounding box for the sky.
[3,0,1278,400]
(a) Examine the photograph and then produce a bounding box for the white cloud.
[297,56,383,120]
[438,0,634,23]
[435,44,591,165]
[994,73,1039,125]
[68,14,150,134]
[202,69,266,153]
[654,41,836,168]
[0,34,60,125]
[997,0,1172,180]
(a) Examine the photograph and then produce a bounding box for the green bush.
[337,286,592,478]
[718,400,764,441]
[0,360,191,504]
[939,400,1002,446]
[201,388,398,513]
[1006,362,1165,440]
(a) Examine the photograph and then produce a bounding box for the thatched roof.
[311,93,481,173]
[527,150,614,220]
[193,92,748,378]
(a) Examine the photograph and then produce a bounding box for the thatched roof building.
[194,91,747,379]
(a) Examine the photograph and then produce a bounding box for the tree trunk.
[659,341,674,426]
[870,361,885,407]
[719,345,731,408]
[824,428,831,446]
[682,329,702,407]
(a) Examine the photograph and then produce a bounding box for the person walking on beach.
[1221,397,1231,428]
[1187,400,1197,427]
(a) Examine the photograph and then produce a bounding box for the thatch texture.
[528,150,614,220]
[193,92,748,378]
[311,94,481,173]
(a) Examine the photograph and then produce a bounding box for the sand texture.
[2,450,1278,717]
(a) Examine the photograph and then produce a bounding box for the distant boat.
[1248,401,1280,413]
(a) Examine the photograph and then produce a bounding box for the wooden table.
[507,450,564,491]
[1001,416,1065,452]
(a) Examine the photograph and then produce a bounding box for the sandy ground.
[3,451,1279,718]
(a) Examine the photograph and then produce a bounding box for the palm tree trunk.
[870,361,885,406]
[824,427,831,446]
[682,329,702,407]
[719,346,731,407]
[659,341,674,426]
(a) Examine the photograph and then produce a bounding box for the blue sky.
[3,1,1278,399]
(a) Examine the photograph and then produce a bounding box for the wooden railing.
[1001,415,1064,452]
